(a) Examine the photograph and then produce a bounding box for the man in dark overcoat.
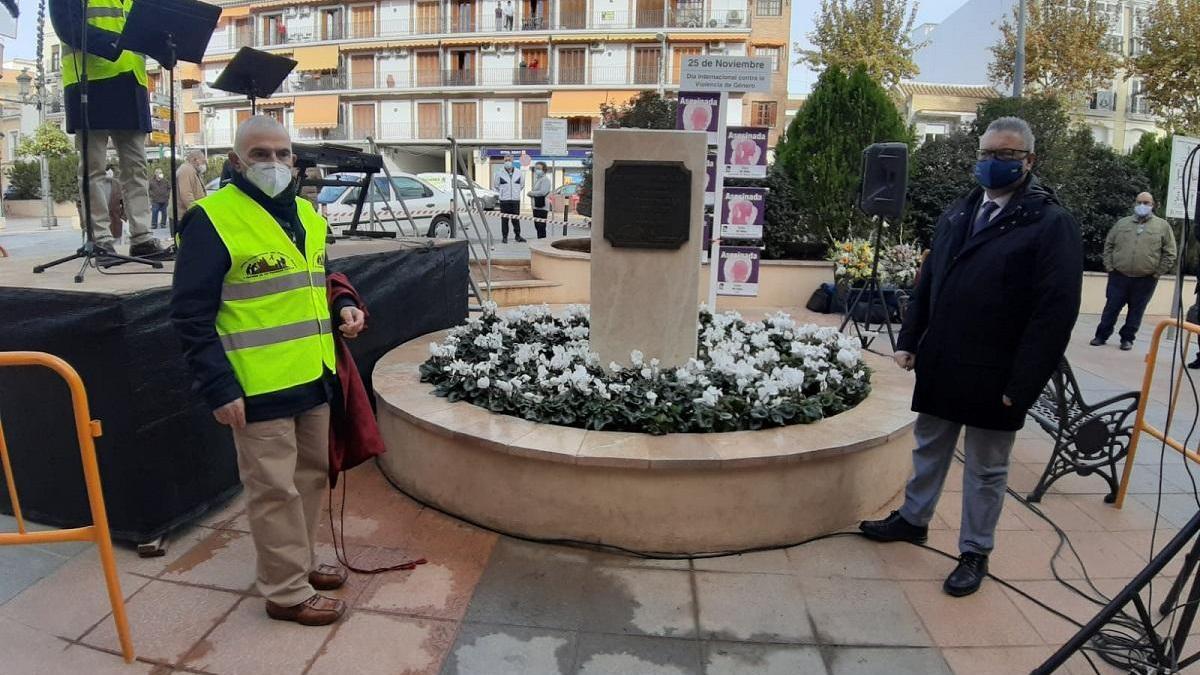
[860,116,1083,597]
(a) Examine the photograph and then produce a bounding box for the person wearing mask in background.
[149,167,171,230]
[171,116,365,627]
[860,117,1083,598]
[494,159,525,244]
[529,161,552,239]
[176,149,209,217]
[50,0,169,259]
[1091,192,1176,351]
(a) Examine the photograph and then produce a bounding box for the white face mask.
[240,155,293,198]
[1134,204,1153,218]
[105,169,114,178]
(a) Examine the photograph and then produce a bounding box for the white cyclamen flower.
[646,391,658,404]
[836,348,860,368]
[630,350,645,367]
[477,376,491,389]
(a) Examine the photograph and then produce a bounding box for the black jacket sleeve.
[170,208,243,411]
[49,0,124,61]
[897,248,933,353]
[1003,208,1084,409]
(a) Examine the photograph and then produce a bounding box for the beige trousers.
[76,129,152,246]
[231,403,330,607]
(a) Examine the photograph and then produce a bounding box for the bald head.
[1136,192,1154,207]
[229,115,294,176]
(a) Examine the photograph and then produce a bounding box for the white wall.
[483,98,517,138]
[380,0,412,35]
[727,96,743,126]
[379,54,411,88]
[592,0,628,28]
[482,50,518,87]
[591,44,627,85]
[725,42,746,57]
[210,22,229,50]
[380,99,414,138]
[709,0,748,26]
[286,10,317,42]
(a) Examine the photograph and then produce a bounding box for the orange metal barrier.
[1116,319,1200,509]
[0,352,134,662]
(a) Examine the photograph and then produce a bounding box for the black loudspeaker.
[859,142,909,220]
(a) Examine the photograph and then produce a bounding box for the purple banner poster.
[724,126,768,178]
[717,246,761,297]
[720,186,768,239]
[705,153,716,206]
[676,91,721,145]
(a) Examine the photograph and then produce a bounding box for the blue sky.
[789,0,968,94]
[3,0,969,94]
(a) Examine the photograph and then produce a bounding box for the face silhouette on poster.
[724,127,767,178]
[720,186,767,239]
[717,246,761,296]
[676,91,721,145]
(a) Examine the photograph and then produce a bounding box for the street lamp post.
[1014,0,1027,98]
[8,69,57,228]
[656,31,666,96]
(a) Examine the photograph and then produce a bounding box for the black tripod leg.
[75,253,92,284]
[1171,542,1200,665]
[1162,535,1200,616]
[32,250,85,274]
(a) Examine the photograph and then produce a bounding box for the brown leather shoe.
[265,594,346,626]
[309,563,349,591]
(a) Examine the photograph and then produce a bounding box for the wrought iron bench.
[1026,357,1140,504]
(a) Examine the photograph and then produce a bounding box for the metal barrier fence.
[0,352,134,663]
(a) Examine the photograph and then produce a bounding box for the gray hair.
[233,115,290,156]
[185,148,206,162]
[984,116,1035,152]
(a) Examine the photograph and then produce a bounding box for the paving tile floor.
[1,313,1199,673]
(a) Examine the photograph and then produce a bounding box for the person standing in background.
[494,1,503,30]
[529,161,551,239]
[50,0,169,259]
[504,0,514,29]
[493,159,525,244]
[1091,192,1176,351]
[149,168,171,229]
[176,149,209,217]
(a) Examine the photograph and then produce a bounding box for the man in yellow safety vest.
[50,0,169,258]
[171,116,364,626]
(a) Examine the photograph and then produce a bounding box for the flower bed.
[420,304,872,435]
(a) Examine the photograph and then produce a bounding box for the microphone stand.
[33,0,162,282]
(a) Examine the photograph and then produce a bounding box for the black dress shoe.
[1089,337,1105,346]
[1189,357,1200,370]
[944,552,989,597]
[515,235,527,243]
[859,511,928,544]
[1120,341,1134,351]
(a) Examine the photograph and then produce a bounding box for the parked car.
[547,182,581,214]
[3,184,19,200]
[317,172,456,237]
[417,173,499,211]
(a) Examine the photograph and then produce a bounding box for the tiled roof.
[894,81,1000,99]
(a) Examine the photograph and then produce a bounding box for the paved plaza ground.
[4,234,1200,673]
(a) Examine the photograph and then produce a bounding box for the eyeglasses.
[978,148,1031,161]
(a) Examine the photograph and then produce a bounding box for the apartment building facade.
[32,0,784,181]
[1079,0,1162,152]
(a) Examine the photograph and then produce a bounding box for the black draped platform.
[0,239,468,544]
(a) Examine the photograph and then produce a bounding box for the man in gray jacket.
[1091,192,1177,351]
[529,161,552,239]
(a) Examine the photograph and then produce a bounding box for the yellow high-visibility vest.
[61,0,148,90]
[192,184,337,397]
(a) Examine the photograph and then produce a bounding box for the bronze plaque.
[603,161,692,249]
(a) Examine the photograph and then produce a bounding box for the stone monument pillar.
[589,128,707,368]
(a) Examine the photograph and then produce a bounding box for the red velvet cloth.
[326,272,386,486]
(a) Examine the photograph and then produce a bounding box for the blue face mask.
[511,161,521,170]
[974,158,1025,190]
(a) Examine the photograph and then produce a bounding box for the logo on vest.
[242,252,294,278]
[315,252,326,267]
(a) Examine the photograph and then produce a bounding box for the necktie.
[972,201,999,237]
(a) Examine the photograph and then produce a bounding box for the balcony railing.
[205,6,749,51]
[1129,96,1152,115]
[203,118,575,145]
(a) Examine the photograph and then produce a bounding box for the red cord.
[327,471,427,573]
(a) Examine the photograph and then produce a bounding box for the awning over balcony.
[443,37,496,47]
[251,0,326,10]
[668,33,747,42]
[341,39,440,52]
[293,45,340,72]
[258,97,294,109]
[220,5,250,19]
[605,33,660,43]
[548,90,640,118]
[294,94,339,129]
[750,40,785,47]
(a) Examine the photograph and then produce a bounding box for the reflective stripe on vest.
[62,0,148,89]
[192,184,336,398]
